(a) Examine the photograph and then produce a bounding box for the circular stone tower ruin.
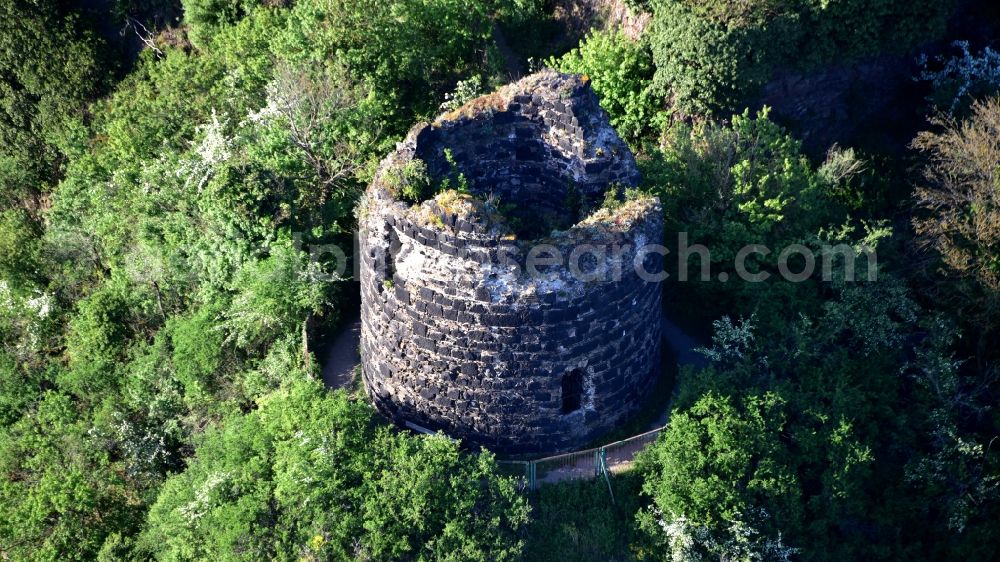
[358,71,663,454]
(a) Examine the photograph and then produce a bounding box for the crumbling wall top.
[362,69,646,241]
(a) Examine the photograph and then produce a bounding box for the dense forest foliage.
[1,0,999,560]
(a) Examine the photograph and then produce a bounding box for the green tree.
[222,238,332,350]
[0,0,112,213]
[60,281,144,401]
[276,0,507,127]
[644,109,869,329]
[0,392,141,561]
[0,209,44,291]
[141,379,529,561]
[912,96,1000,337]
[166,304,227,405]
[0,352,44,427]
[647,0,957,116]
[636,392,801,561]
[647,0,787,116]
[549,30,664,143]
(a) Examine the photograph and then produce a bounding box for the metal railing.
[498,424,665,490]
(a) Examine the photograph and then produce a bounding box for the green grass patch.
[522,471,647,562]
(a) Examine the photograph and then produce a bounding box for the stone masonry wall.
[414,71,640,236]
[358,71,663,454]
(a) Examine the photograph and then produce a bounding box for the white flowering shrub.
[176,110,234,192]
[696,315,759,366]
[917,41,1000,114]
[657,509,798,562]
[440,75,484,112]
[178,471,232,523]
[0,280,56,362]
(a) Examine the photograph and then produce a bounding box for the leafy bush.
[912,96,1000,332]
[182,0,260,49]
[0,352,44,427]
[636,280,999,561]
[549,30,665,143]
[60,282,143,401]
[642,109,870,329]
[141,379,530,561]
[648,0,958,115]
[523,474,646,562]
[0,209,43,292]
[167,304,226,402]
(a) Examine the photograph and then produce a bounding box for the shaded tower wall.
[358,71,663,454]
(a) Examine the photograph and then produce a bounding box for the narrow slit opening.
[379,226,399,293]
[561,369,584,414]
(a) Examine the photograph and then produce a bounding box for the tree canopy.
[1,0,1000,560]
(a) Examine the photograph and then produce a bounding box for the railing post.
[599,447,615,505]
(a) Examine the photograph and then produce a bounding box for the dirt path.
[662,315,708,370]
[320,311,361,390]
[491,23,524,81]
[648,314,708,428]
